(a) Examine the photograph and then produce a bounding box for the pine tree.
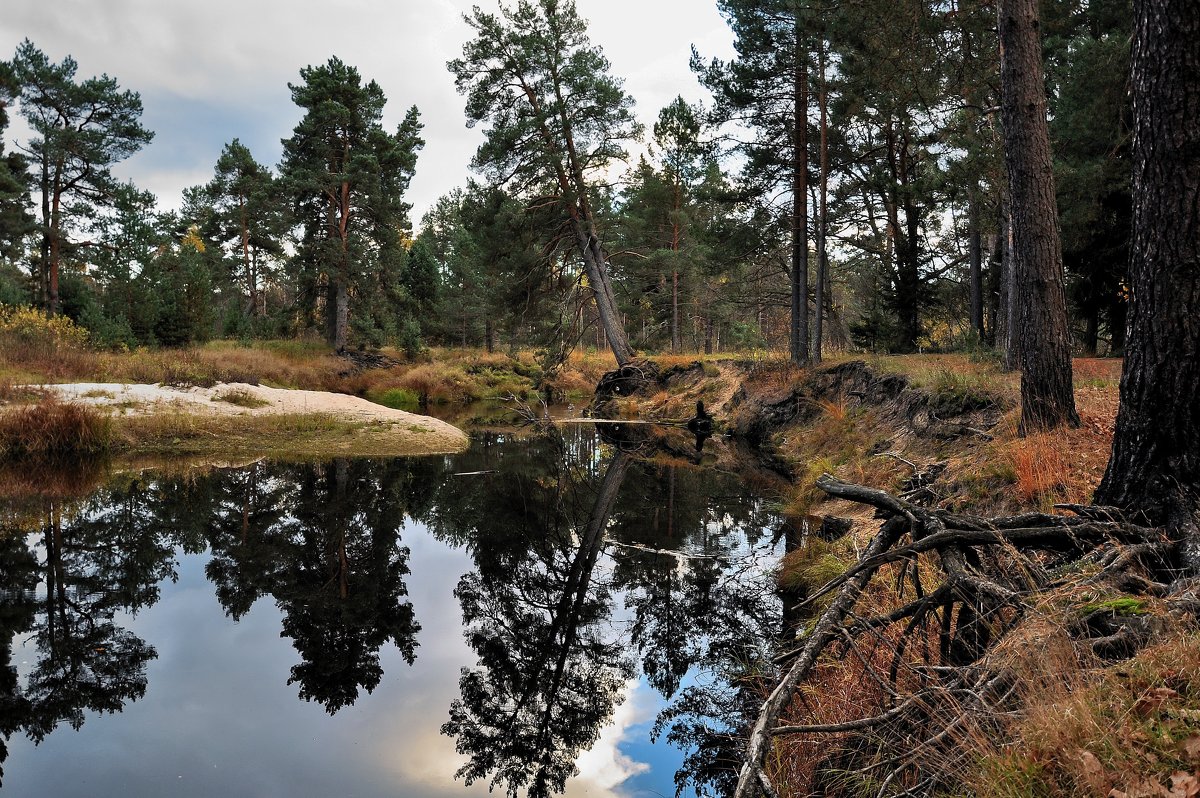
[280,57,422,352]
[449,0,640,367]
[998,0,1080,432]
[695,0,812,362]
[10,40,153,316]
[1095,0,1200,566]
[204,139,287,321]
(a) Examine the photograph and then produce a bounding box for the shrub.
[212,388,269,408]
[369,387,421,411]
[0,304,91,376]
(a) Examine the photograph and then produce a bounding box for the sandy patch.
[42,382,469,454]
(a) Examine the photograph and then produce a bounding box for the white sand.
[41,382,469,453]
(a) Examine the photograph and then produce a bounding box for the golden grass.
[212,388,270,408]
[964,625,1200,798]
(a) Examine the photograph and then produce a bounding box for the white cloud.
[1,0,734,222]
[569,678,655,797]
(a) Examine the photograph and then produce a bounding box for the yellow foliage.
[0,305,89,350]
[180,226,206,252]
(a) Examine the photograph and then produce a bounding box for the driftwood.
[733,474,1176,798]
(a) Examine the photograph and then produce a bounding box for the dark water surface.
[0,427,785,797]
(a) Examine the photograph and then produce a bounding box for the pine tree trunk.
[1096,0,1200,566]
[814,38,829,365]
[999,0,1079,432]
[575,225,634,366]
[48,191,61,317]
[333,277,349,354]
[968,184,984,339]
[790,16,810,365]
[672,270,680,355]
[998,193,1020,369]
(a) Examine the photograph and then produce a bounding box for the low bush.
[369,387,421,410]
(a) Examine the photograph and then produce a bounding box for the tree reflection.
[437,440,633,798]
[0,429,787,796]
[436,428,784,798]
[204,458,424,713]
[0,480,181,786]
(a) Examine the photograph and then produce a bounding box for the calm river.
[0,425,786,797]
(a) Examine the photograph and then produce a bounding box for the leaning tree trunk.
[1096,0,1200,567]
[575,225,635,366]
[999,0,1080,433]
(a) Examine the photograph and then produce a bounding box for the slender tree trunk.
[1096,0,1200,566]
[814,37,829,364]
[672,270,680,355]
[968,184,984,339]
[333,277,349,353]
[985,231,1001,346]
[671,180,682,355]
[38,153,50,311]
[48,190,61,317]
[576,226,634,365]
[999,0,1080,432]
[1108,298,1127,354]
[240,199,258,317]
[791,13,810,365]
[998,192,1021,369]
[1082,302,1100,356]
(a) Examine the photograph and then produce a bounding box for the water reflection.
[204,460,421,713]
[0,484,178,786]
[0,426,784,796]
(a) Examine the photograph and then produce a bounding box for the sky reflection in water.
[0,428,784,797]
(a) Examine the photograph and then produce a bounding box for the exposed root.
[733,475,1184,798]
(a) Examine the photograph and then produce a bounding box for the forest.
[0,0,1134,366]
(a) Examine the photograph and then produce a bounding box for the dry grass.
[964,624,1200,798]
[0,395,111,457]
[212,388,270,408]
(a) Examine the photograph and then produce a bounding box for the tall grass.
[0,395,111,457]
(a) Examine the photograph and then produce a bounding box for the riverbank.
[591,352,1200,797]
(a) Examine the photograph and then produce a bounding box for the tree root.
[733,474,1181,798]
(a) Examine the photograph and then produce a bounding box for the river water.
[0,426,786,797]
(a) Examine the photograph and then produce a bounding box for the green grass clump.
[369,387,421,411]
[927,367,1005,415]
[1078,596,1149,616]
[212,388,270,408]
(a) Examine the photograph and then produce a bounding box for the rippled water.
[0,426,786,797]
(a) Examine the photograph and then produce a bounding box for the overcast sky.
[1,0,735,226]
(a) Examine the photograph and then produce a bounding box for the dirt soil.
[42,381,469,454]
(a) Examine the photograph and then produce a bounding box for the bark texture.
[999,0,1080,432]
[1096,0,1200,566]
